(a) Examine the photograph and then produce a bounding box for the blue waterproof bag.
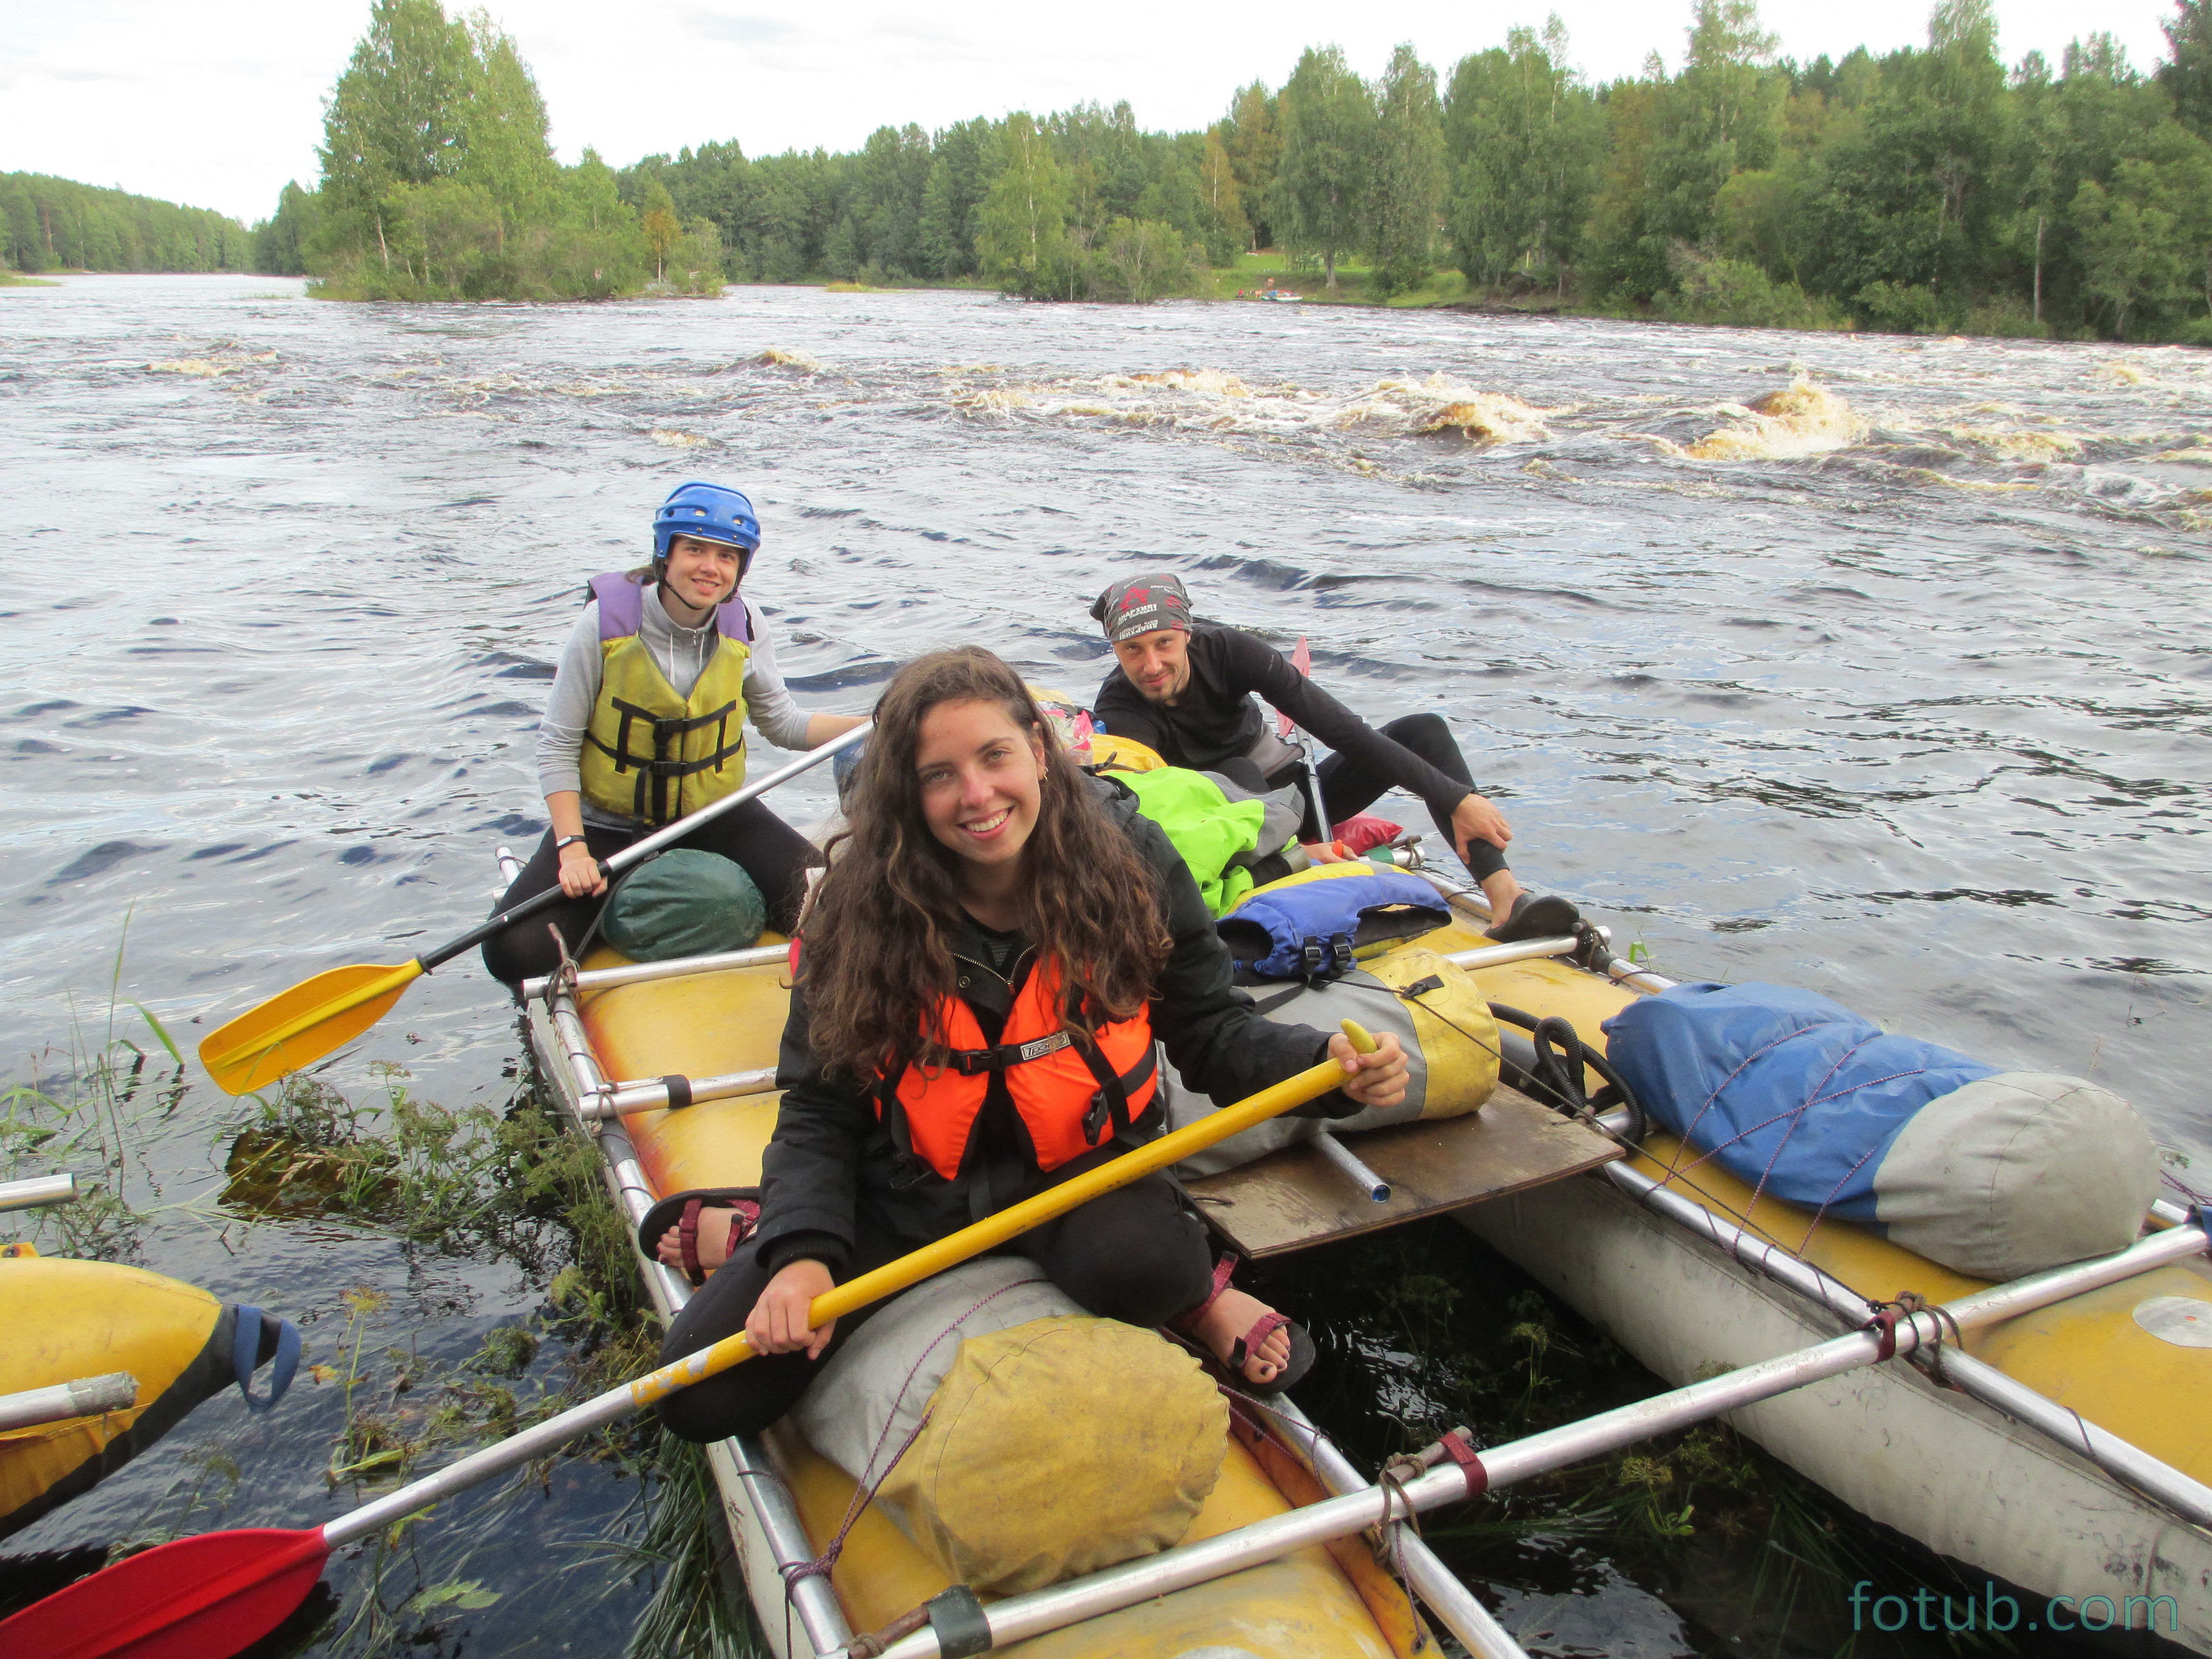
[1599,982,1996,1220]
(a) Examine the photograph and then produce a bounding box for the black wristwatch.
[555,835,590,853]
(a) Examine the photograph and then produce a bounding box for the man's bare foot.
[1188,1286,1293,1385]
[653,1204,740,1276]
[1479,873,1525,926]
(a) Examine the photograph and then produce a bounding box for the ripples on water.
[3,274,2207,1654]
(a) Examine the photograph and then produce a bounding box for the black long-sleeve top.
[751,776,1353,1275]
[1092,625,1472,819]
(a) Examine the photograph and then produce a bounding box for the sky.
[0,0,2184,225]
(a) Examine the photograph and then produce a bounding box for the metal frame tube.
[1258,1398,1529,1659]
[860,1316,1952,1659]
[1600,1154,2212,1527]
[0,1371,135,1431]
[520,943,788,1002]
[1440,937,1578,972]
[582,1067,779,1121]
[854,1202,2212,1659]
[0,1174,78,1213]
[533,982,853,1655]
[1312,1131,1390,1202]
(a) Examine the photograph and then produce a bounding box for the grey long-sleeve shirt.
[535,586,816,828]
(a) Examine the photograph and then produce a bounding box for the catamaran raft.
[512,732,2212,1658]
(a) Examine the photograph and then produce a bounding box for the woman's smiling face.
[914,697,1047,875]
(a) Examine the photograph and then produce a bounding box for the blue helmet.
[653,481,761,562]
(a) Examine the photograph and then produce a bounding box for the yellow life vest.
[578,572,752,825]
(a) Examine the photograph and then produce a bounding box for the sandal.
[1168,1252,1316,1398]
[636,1187,761,1287]
[1484,891,1582,944]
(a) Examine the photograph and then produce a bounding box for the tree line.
[0,174,251,275]
[619,0,2212,338]
[14,0,2212,339]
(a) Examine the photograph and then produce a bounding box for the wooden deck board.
[1183,1085,1622,1259]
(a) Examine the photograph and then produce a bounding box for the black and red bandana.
[1090,574,1193,643]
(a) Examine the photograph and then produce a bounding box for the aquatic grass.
[0,919,207,1261]
[588,1432,765,1659]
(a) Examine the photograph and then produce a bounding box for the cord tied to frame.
[1865,1289,1964,1380]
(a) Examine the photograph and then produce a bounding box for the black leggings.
[479,797,818,985]
[1256,712,1508,880]
[652,1173,1213,1443]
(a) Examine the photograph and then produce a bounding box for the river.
[3,273,2207,1657]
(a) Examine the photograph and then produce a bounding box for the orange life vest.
[877,962,1159,1182]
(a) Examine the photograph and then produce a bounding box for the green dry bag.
[601,849,766,962]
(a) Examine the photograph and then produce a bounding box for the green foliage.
[1445,18,1603,292]
[1089,217,1203,301]
[975,115,1076,298]
[300,0,649,300]
[1653,248,1848,328]
[241,0,2212,331]
[1220,84,1282,250]
[0,173,250,275]
[1274,46,1375,289]
[1365,45,1447,295]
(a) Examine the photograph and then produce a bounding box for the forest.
[0,174,250,276]
[12,0,2212,339]
[603,0,2212,339]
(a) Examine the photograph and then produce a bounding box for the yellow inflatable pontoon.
[0,1246,300,1541]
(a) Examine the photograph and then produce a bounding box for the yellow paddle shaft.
[627,1018,1380,1408]
[201,961,423,1078]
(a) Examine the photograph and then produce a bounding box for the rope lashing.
[1866,1289,1964,1381]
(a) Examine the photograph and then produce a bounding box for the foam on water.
[1684,380,1867,461]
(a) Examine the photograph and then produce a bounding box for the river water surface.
[3,275,2209,1656]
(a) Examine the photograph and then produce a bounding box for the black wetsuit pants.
[479,797,817,985]
[1238,712,1507,880]
[652,1172,1212,1444]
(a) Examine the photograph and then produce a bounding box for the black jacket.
[751,776,1348,1274]
[1093,624,1469,816]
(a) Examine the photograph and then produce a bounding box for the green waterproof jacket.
[1119,767,1269,916]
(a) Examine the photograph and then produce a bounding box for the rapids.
[2,273,2207,1656]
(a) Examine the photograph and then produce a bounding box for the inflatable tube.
[0,1255,296,1539]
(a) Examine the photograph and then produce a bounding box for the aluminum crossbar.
[1257,1397,1529,1659]
[1601,1150,2212,1529]
[520,942,788,1002]
[0,1174,78,1213]
[579,1066,779,1121]
[850,1214,2210,1659]
[854,1310,1977,1659]
[0,1371,136,1431]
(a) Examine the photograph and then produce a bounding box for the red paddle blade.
[0,1527,330,1659]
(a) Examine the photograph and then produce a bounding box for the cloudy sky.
[0,0,2182,224]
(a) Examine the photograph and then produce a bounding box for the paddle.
[5,1021,1379,1659]
[198,721,875,1095]
[1279,637,1333,842]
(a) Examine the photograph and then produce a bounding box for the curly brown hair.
[799,647,1170,1082]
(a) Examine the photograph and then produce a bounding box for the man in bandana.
[1088,574,1576,940]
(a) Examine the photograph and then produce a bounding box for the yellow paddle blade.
[199,962,424,1095]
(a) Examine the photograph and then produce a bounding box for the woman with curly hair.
[653,646,1407,1442]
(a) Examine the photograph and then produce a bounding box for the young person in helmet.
[1088,574,1578,941]
[649,648,1409,1442]
[481,481,866,985]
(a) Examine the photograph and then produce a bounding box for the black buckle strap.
[948,1029,1075,1077]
